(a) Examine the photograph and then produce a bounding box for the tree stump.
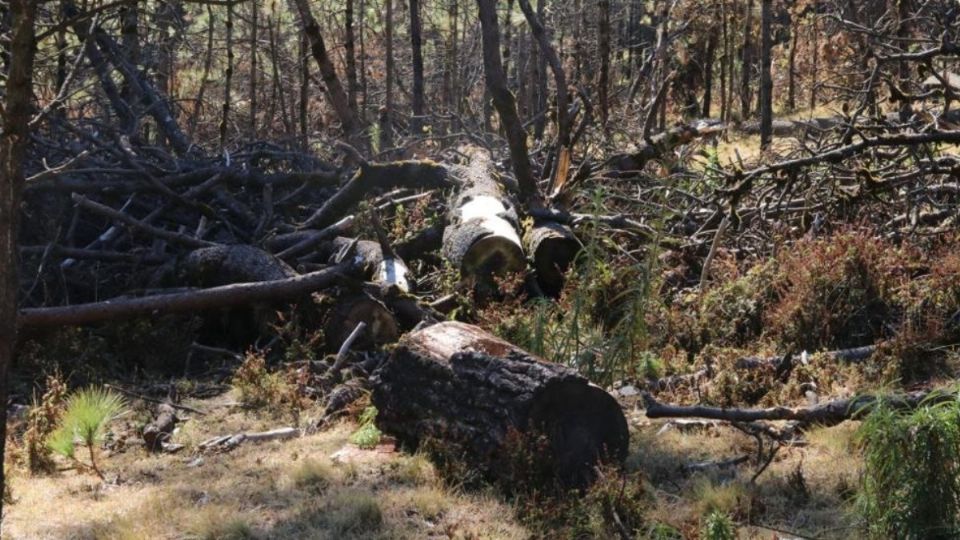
[371,322,629,487]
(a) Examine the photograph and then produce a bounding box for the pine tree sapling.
[47,387,126,479]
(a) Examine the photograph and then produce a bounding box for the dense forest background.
[0,0,959,538]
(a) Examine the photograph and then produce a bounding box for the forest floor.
[3,389,530,540]
[4,385,864,539]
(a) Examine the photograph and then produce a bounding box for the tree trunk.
[290,0,364,144]
[703,18,718,118]
[345,0,359,116]
[759,0,773,148]
[0,0,37,529]
[410,0,426,134]
[19,264,348,329]
[476,0,537,201]
[532,0,548,140]
[810,11,818,111]
[787,17,797,111]
[740,0,754,119]
[382,0,395,150]
[518,0,570,147]
[442,149,526,290]
[299,31,309,146]
[221,2,234,148]
[249,1,259,137]
[598,0,611,126]
[372,322,629,487]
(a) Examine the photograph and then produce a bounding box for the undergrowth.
[857,392,960,539]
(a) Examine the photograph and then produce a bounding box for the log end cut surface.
[526,222,581,297]
[529,379,630,485]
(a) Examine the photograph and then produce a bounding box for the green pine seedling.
[47,387,126,479]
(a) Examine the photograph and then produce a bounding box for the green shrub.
[47,387,126,479]
[857,393,960,539]
[348,406,382,449]
[701,510,736,540]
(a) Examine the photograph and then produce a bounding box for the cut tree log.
[322,237,412,293]
[372,321,629,487]
[324,292,399,353]
[172,245,301,345]
[179,245,297,286]
[524,221,581,297]
[142,403,177,452]
[442,150,526,290]
[318,237,411,351]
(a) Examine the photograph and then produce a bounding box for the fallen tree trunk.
[18,263,348,328]
[372,321,629,487]
[524,221,581,297]
[442,150,526,290]
[642,389,951,428]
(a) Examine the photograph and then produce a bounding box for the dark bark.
[383,0,395,149]
[477,0,537,201]
[143,403,177,452]
[0,0,36,529]
[345,0,359,115]
[740,0,755,118]
[290,0,363,143]
[372,322,630,487]
[598,0,611,126]
[703,20,718,118]
[787,18,797,111]
[524,221,580,297]
[179,245,296,287]
[249,1,259,136]
[410,0,426,133]
[221,2,234,148]
[759,0,773,148]
[19,264,348,329]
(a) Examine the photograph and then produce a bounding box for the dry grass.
[3,390,529,540]
[630,418,862,538]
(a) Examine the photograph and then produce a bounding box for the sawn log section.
[372,321,629,487]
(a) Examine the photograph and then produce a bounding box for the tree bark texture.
[372,322,629,487]
[476,0,537,201]
[0,0,37,530]
[442,149,526,288]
